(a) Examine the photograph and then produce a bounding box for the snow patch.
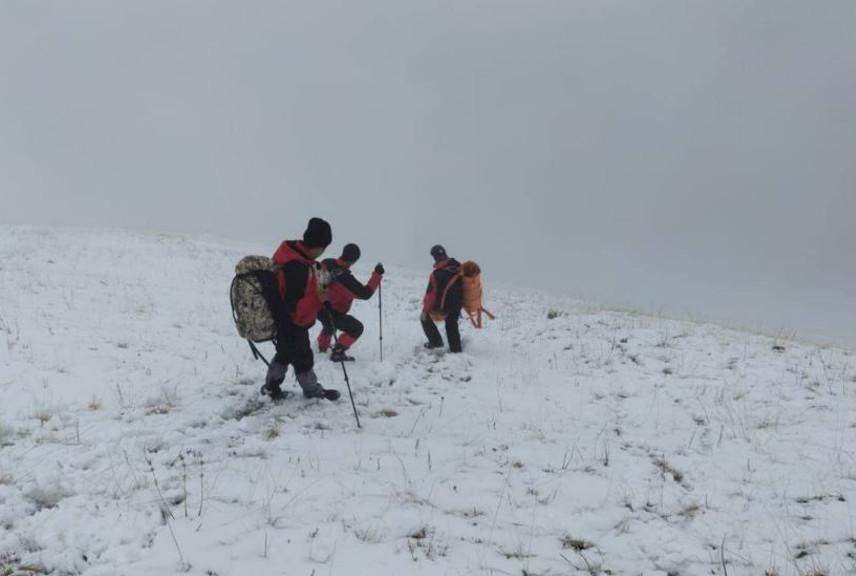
[1,226,855,575]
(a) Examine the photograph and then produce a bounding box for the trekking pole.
[378,283,383,363]
[324,307,361,428]
[248,340,271,367]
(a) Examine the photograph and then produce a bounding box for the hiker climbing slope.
[421,244,464,353]
[317,243,384,362]
[262,217,340,402]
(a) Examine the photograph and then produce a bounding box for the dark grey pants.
[265,322,324,396]
[421,309,462,353]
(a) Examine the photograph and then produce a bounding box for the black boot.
[296,370,341,401]
[303,386,341,401]
[330,344,355,362]
[260,382,291,402]
[262,359,291,402]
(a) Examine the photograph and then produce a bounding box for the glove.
[374,263,385,275]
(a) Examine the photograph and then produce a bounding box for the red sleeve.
[422,273,437,314]
[367,271,382,292]
[291,275,323,327]
[293,292,322,327]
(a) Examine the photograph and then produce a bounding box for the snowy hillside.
[1,226,855,576]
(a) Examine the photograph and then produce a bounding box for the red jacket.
[324,258,382,314]
[272,240,323,328]
[422,258,462,314]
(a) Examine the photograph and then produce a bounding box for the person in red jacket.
[421,244,463,353]
[317,243,384,361]
[262,217,340,402]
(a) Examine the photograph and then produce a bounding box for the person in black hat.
[421,244,463,353]
[263,217,340,402]
[317,243,384,361]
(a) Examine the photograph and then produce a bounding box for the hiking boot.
[260,382,290,402]
[330,345,355,362]
[303,386,341,401]
[262,359,290,401]
[296,369,339,401]
[424,341,444,350]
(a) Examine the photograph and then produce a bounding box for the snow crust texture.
[1,227,855,576]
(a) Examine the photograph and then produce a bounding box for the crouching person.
[262,217,340,402]
[317,243,384,361]
[421,244,463,353]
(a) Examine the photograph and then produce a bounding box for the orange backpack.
[459,261,495,328]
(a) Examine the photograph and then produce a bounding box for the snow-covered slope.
[1,227,855,576]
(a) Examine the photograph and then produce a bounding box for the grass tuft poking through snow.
[561,535,595,551]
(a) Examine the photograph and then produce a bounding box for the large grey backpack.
[230,256,284,347]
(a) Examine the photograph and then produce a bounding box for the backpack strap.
[466,308,482,329]
[247,340,271,367]
[438,272,462,312]
[464,306,495,329]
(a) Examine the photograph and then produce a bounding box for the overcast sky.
[2,0,855,346]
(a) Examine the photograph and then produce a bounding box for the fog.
[2,1,855,346]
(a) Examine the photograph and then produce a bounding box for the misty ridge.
[1,0,854,347]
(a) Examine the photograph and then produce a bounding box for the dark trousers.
[273,321,314,374]
[319,309,364,339]
[266,319,325,396]
[422,308,462,353]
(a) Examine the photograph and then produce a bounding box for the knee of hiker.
[291,356,314,374]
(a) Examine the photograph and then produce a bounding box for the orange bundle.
[460,261,494,328]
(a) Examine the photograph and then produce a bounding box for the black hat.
[341,243,361,263]
[303,217,332,248]
[430,244,447,262]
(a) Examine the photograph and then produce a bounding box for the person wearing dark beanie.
[421,244,463,353]
[303,217,332,249]
[317,243,384,361]
[341,243,361,264]
[263,217,340,402]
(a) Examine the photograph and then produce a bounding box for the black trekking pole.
[378,283,383,363]
[248,340,271,367]
[324,307,361,428]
